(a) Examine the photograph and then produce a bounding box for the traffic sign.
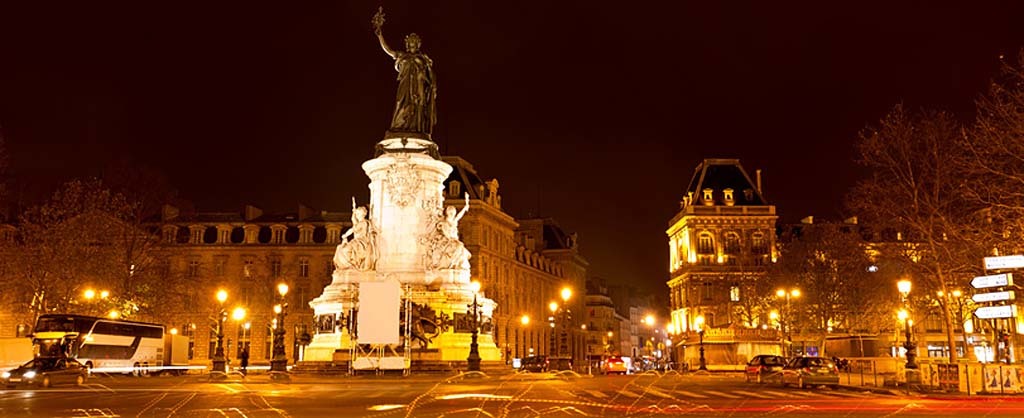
[975,305,1016,319]
[972,291,1015,303]
[984,255,1024,270]
[971,273,1013,289]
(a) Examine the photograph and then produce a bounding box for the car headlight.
[23,371,35,379]
[1,372,9,379]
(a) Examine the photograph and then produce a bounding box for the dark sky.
[2,2,1024,296]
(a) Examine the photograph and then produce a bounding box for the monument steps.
[291,360,513,375]
[291,361,349,375]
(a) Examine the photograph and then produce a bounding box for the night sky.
[3,2,1024,297]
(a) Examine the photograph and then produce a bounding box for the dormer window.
[702,188,714,205]
[449,180,462,198]
[723,188,734,206]
[744,189,754,201]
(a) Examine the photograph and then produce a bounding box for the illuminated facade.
[443,156,588,362]
[150,204,346,365]
[666,159,779,365]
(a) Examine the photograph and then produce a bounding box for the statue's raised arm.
[456,192,470,222]
[372,7,396,59]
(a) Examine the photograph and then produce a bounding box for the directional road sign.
[975,305,1015,319]
[973,291,1015,303]
[984,255,1024,270]
[972,273,1013,289]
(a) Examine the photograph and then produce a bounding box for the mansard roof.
[684,158,768,206]
[441,155,488,201]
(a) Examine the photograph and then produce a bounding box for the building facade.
[666,159,780,367]
[443,156,588,364]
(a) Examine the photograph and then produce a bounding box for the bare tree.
[846,105,987,363]
[772,222,894,337]
[964,51,1024,253]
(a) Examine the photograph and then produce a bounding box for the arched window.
[697,233,714,254]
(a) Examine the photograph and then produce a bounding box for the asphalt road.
[0,371,1022,417]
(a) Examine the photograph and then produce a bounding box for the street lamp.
[212,289,230,374]
[466,281,482,372]
[518,314,530,359]
[775,288,801,356]
[695,315,707,371]
[897,279,917,370]
[270,283,289,373]
[553,287,573,370]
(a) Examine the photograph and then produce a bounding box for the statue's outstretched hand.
[372,7,385,33]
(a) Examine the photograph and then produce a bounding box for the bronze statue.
[372,7,437,138]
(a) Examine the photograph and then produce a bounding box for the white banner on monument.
[357,280,401,345]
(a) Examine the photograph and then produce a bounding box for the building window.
[701,282,713,300]
[724,233,740,255]
[214,258,226,277]
[449,180,461,198]
[237,322,251,357]
[241,285,253,307]
[243,260,254,278]
[299,259,309,278]
[208,329,217,360]
[183,323,196,359]
[271,259,282,277]
[697,233,714,254]
[751,233,768,255]
[325,259,334,278]
[188,260,201,278]
[729,286,740,302]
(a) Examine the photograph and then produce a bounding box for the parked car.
[520,355,549,372]
[780,356,839,389]
[3,357,88,388]
[745,354,787,383]
[603,356,629,375]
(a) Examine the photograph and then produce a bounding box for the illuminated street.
[1,371,1023,417]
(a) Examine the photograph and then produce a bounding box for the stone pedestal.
[301,136,500,369]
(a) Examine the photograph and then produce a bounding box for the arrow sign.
[985,255,1024,270]
[973,291,1015,303]
[972,273,1013,289]
[975,305,1016,319]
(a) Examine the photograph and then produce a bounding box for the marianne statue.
[372,7,437,138]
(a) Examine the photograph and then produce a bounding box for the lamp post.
[775,288,801,356]
[695,315,707,371]
[897,279,917,370]
[519,314,530,359]
[466,281,482,372]
[270,283,289,373]
[211,289,229,374]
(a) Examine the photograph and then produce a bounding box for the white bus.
[32,314,165,375]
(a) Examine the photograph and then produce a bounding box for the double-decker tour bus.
[32,314,165,375]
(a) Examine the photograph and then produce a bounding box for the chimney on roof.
[244,205,263,221]
[801,216,814,224]
[298,204,315,221]
[755,169,763,195]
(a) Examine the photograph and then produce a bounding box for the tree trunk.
[937,269,959,364]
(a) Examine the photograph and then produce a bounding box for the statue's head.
[445,206,457,218]
[404,33,421,52]
[353,206,367,220]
